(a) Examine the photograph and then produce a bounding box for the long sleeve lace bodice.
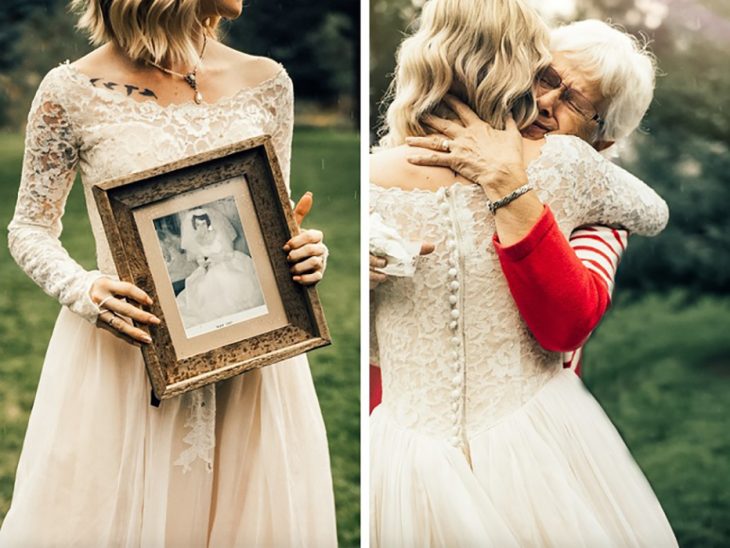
[370,134,668,446]
[7,62,294,324]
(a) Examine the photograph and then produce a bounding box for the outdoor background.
[372,0,729,546]
[0,0,360,546]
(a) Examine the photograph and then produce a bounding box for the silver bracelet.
[488,182,534,214]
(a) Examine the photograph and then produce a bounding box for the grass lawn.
[0,128,360,546]
[584,292,730,547]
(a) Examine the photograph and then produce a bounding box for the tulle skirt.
[0,306,337,547]
[370,368,677,547]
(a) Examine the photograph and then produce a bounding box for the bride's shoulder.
[29,45,111,100]
[543,133,606,165]
[69,43,117,76]
[211,41,286,88]
[28,49,112,112]
[370,145,455,191]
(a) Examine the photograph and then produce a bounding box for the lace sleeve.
[7,70,105,323]
[546,135,669,236]
[269,68,294,195]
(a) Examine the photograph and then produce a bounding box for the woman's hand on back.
[405,95,528,198]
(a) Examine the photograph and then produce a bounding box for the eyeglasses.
[536,66,604,126]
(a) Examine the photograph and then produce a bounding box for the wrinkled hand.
[369,242,435,290]
[406,95,528,195]
[90,277,161,345]
[285,191,328,285]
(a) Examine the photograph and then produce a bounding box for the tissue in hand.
[369,213,423,277]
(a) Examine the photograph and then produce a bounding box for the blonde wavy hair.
[379,0,551,147]
[71,0,220,67]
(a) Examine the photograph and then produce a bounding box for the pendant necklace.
[147,34,208,104]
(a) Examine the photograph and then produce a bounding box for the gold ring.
[441,139,451,152]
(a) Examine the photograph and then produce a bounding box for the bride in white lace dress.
[175,206,265,330]
[370,0,677,545]
[1,1,335,545]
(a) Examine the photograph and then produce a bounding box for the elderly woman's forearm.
[493,206,611,352]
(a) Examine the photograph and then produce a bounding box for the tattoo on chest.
[89,78,158,100]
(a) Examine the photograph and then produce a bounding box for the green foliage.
[0,129,360,545]
[369,0,421,141]
[223,1,358,106]
[591,0,730,293]
[0,1,92,129]
[584,292,730,547]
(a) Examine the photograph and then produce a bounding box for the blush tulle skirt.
[0,306,337,546]
[370,368,678,547]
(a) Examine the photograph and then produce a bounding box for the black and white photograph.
[153,195,267,338]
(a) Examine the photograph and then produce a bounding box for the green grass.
[584,292,730,547]
[0,128,360,546]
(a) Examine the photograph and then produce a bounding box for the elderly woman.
[1,0,335,545]
[371,19,652,390]
[369,0,676,545]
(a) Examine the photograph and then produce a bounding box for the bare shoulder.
[370,145,460,191]
[70,43,123,75]
[209,41,284,87]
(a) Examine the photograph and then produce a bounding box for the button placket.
[439,187,465,449]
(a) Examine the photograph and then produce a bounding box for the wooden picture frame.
[93,135,330,400]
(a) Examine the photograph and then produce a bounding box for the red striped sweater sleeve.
[493,206,617,352]
[562,225,627,374]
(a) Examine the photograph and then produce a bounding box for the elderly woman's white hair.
[550,19,657,143]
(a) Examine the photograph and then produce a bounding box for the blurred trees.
[370,0,730,294]
[0,0,359,129]
[0,1,88,128]
[222,0,359,122]
[577,0,730,294]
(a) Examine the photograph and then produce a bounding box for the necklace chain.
[147,34,208,104]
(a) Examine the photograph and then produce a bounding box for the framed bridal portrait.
[93,136,330,400]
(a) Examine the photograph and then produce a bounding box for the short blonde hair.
[71,0,220,67]
[379,0,551,147]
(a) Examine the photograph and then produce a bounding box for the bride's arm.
[557,135,669,235]
[7,74,107,323]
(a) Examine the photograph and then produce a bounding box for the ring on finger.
[106,313,121,329]
[98,295,115,310]
[441,139,451,152]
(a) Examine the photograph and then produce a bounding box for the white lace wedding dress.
[1,62,336,546]
[370,135,677,547]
